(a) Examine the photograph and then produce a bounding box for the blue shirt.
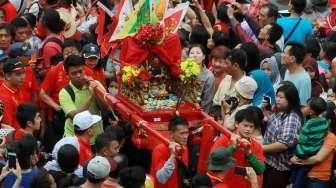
[277,17,313,45]
[284,70,312,105]
[4,167,39,188]
[250,70,275,107]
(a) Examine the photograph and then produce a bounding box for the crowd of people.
[0,0,334,187]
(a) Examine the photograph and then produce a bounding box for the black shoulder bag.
[284,18,302,45]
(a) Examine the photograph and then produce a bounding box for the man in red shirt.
[8,42,39,103]
[0,58,25,129]
[14,103,42,141]
[10,17,30,42]
[212,108,265,188]
[73,110,101,166]
[150,116,190,188]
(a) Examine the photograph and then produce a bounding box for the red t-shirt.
[212,135,264,188]
[41,63,69,105]
[150,144,189,188]
[0,82,24,130]
[20,66,39,103]
[85,66,106,88]
[1,1,17,23]
[77,137,93,166]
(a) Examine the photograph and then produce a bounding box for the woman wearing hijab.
[260,56,282,91]
[303,56,325,97]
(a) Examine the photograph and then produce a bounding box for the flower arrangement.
[180,58,201,83]
[121,65,141,84]
[134,24,164,46]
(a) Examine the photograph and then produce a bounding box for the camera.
[224,96,239,111]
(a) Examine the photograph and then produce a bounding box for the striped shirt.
[263,112,302,171]
[296,117,328,159]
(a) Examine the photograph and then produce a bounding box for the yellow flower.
[180,58,201,82]
[121,65,141,83]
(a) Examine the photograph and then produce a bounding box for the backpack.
[64,84,75,103]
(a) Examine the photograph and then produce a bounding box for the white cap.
[87,156,111,179]
[73,111,101,131]
[235,76,258,100]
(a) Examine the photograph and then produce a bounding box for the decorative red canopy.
[119,34,182,77]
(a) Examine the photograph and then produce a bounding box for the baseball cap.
[235,76,258,100]
[3,58,25,74]
[82,43,100,59]
[87,156,111,179]
[207,147,236,171]
[73,111,101,131]
[8,42,33,58]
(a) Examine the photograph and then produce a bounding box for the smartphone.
[234,166,247,176]
[264,96,271,104]
[7,152,16,169]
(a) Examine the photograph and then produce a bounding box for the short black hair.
[10,17,29,38]
[42,9,65,34]
[268,23,283,44]
[57,144,79,173]
[94,132,119,154]
[16,103,40,129]
[15,134,37,170]
[30,172,53,188]
[287,42,306,64]
[325,42,336,62]
[234,108,258,128]
[0,23,11,35]
[63,39,81,52]
[22,13,37,28]
[308,97,327,116]
[240,42,260,72]
[191,173,212,188]
[212,31,229,46]
[168,116,189,132]
[217,4,230,23]
[104,125,126,143]
[262,3,278,19]
[87,172,107,184]
[226,48,247,70]
[209,105,222,121]
[290,0,306,14]
[306,37,321,59]
[63,55,84,72]
[189,25,210,47]
[119,166,146,188]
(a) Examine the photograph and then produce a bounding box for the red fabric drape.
[119,34,182,76]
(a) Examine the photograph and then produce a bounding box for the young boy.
[212,108,264,188]
[13,103,42,141]
[291,97,328,188]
